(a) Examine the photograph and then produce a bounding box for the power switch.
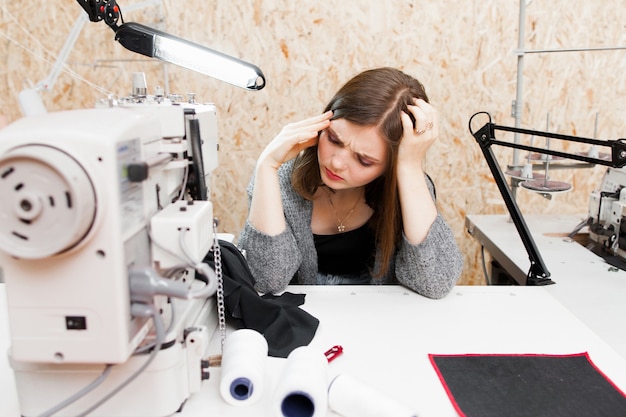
[65,316,87,330]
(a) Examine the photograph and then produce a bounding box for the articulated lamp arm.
[469,111,626,285]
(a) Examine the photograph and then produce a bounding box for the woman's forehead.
[329,119,387,158]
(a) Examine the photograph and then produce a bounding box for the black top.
[313,223,376,276]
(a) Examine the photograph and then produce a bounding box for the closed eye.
[358,156,374,167]
[328,132,342,145]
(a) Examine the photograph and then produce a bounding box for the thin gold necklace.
[325,188,361,233]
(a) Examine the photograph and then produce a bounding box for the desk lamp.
[76,0,266,91]
[469,111,626,285]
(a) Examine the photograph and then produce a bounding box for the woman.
[238,67,463,298]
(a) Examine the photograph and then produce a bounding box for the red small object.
[324,345,343,363]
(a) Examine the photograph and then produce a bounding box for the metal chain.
[212,219,226,351]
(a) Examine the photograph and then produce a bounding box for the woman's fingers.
[260,111,332,168]
[400,111,415,136]
[398,99,439,169]
[286,111,333,133]
[406,99,437,137]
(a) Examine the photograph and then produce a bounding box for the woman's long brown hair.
[292,67,429,277]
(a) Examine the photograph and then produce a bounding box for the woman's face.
[317,118,388,190]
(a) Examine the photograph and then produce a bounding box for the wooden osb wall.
[1,0,625,286]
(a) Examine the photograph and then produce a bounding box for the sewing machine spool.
[521,179,572,193]
[505,168,546,181]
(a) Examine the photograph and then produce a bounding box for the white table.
[466,214,626,360]
[5,284,626,416]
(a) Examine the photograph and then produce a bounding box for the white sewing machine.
[587,166,626,265]
[0,78,222,416]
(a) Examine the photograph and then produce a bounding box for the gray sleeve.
[238,222,302,294]
[393,174,463,298]
[236,163,304,294]
[394,214,463,299]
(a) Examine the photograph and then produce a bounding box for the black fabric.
[203,240,319,358]
[430,353,626,417]
[313,223,375,275]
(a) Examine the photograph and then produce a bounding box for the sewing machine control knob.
[127,153,173,182]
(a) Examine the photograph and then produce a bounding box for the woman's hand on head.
[398,98,439,171]
[258,111,333,170]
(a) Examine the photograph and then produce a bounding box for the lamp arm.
[471,119,554,286]
[491,124,626,168]
[76,0,121,26]
[470,111,626,285]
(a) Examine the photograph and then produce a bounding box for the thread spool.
[131,72,147,96]
[328,373,418,417]
[219,329,268,406]
[273,346,329,417]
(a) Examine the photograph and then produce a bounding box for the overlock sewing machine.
[0,0,265,415]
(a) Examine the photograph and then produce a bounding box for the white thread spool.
[328,373,419,417]
[273,346,329,417]
[219,329,268,406]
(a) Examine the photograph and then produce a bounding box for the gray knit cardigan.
[237,160,463,299]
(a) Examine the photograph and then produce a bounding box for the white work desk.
[466,214,626,361]
[5,284,626,416]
